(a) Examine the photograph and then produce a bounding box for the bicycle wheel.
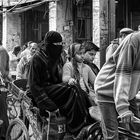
[86,121,103,140]
[6,118,30,140]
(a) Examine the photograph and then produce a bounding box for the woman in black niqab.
[28,31,94,137]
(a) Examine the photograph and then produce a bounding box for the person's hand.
[68,78,76,85]
[133,116,140,123]
[118,111,134,123]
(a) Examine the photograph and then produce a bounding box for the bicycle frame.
[7,84,49,140]
[21,99,43,140]
[118,126,140,140]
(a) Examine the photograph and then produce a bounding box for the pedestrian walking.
[95,31,140,140]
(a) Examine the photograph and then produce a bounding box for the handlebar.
[133,116,140,123]
[118,116,140,124]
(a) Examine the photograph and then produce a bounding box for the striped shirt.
[95,32,140,116]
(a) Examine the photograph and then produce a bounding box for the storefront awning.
[0,0,59,14]
[11,0,48,13]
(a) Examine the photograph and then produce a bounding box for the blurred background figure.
[16,42,38,79]
[8,45,21,80]
[0,43,9,140]
[21,42,28,52]
[20,41,33,58]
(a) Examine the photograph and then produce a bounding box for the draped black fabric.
[28,43,94,135]
[44,83,92,135]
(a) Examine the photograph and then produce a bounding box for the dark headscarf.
[43,31,63,60]
[40,31,63,83]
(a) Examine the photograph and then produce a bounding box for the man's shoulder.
[131,31,140,42]
[20,49,30,57]
[84,61,99,75]
[88,62,99,70]
[112,38,119,44]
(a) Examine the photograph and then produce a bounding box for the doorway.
[23,4,49,44]
[73,0,92,43]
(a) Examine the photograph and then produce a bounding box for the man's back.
[84,61,99,76]
[95,32,140,115]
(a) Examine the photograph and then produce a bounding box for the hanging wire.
[43,3,49,19]
[0,0,58,14]
[0,0,27,14]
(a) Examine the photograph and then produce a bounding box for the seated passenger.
[62,43,96,105]
[28,31,93,136]
[82,41,100,76]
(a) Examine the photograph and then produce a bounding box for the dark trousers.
[0,91,9,140]
[129,97,139,132]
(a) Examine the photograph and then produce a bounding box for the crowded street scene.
[1,0,140,140]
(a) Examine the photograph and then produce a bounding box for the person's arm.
[62,62,73,82]
[106,43,119,61]
[114,35,137,117]
[16,58,24,79]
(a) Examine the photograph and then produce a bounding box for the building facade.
[1,0,140,67]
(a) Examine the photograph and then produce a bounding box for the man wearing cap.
[28,31,93,138]
[106,28,138,126]
[95,30,140,140]
[106,27,134,61]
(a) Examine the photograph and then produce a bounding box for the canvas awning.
[0,0,58,14]
[11,0,48,13]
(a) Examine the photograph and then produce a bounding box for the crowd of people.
[0,28,140,140]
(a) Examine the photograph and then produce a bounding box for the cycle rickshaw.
[5,78,140,140]
[5,79,103,140]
